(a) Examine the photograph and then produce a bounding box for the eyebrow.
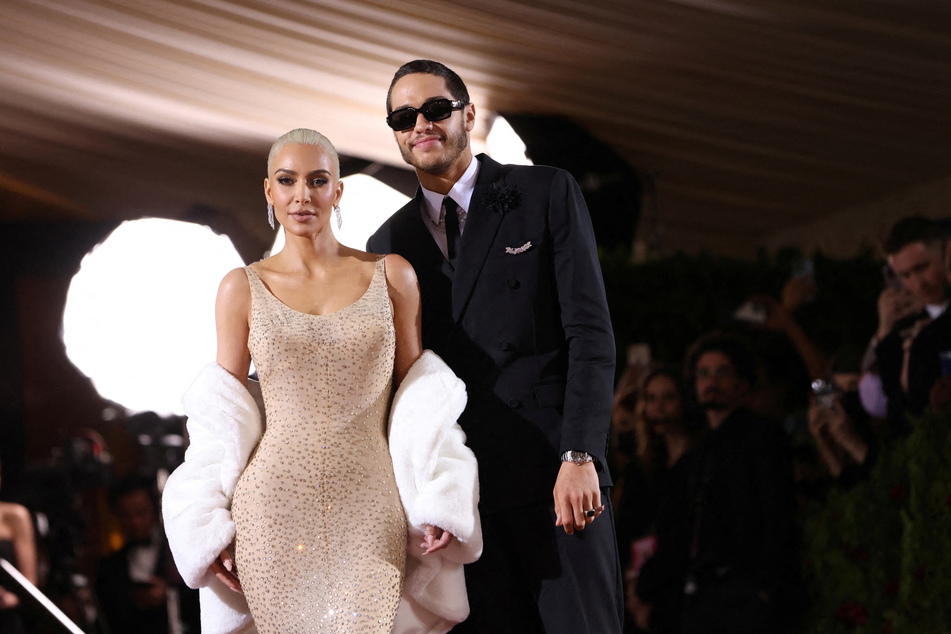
[275,168,332,176]
[393,96,450,110]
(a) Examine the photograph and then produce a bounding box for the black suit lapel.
[451,155,507,321]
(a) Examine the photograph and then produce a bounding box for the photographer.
[97,474,198,634]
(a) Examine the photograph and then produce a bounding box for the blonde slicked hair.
[267,128,340,178]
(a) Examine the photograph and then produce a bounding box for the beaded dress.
[231,257,406,633]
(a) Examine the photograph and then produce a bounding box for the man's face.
[694,351,748,412]
[887,241,948,306]
[115,489,155,544]
[388,73,473,176]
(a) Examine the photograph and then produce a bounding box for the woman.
[616,366,698,634]
[0,464,37,634]
[164,129,480,634]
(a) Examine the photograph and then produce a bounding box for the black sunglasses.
[386,99,467,131]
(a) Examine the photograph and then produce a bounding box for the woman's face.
[643,374,684,432]
[264,143,343,235]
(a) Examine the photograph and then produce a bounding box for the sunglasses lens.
[421,99,453,122]
[387,108,417,131]
[387,100,459,131]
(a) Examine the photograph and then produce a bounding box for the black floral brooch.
[485,182,522,217]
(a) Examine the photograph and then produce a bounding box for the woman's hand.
[210,547,242,593]
[420,525,454,555]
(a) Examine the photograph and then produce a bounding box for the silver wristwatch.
[560,450,594,466]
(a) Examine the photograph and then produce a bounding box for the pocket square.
[505,241,532,255]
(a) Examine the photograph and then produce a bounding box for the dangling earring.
[267,203,275,230]
[334,204,342,231]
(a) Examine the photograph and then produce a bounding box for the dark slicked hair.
[883,216,945,256]
[386,59,470,113]
[686,333,758,388]
[107,473,158,512]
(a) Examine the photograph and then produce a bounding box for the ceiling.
[2,0,950,256]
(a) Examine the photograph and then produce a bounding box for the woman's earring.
[267,203,275,230]
[334,205,342,231]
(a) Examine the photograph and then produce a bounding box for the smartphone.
[811,379,837,409]
[882,264,902,290]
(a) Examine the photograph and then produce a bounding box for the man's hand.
[553,461,603,535]
[130,576,168,610]
[876,287,921,340]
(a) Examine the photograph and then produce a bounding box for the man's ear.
[464,104,476,132]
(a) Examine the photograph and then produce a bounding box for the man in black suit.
[639,334,801,634]
[872,217,950,431]
[96,474,199,634]
[368,60,622,633]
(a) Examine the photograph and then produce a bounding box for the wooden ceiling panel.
[1,0,950,255]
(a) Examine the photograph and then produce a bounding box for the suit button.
[508,399,522,409]
[499,342,514,351]
[507,278,520,289]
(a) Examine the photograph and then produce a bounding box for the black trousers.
[451,489,624,634]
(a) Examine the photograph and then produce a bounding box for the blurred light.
[270,173,410,255]
[63,218,244,416]
[486,116,533,166]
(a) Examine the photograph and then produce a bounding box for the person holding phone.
[870,217,950,433]
[807,362,875,486]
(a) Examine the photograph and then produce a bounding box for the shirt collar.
[926,301,948,320]
[420,156,480,222]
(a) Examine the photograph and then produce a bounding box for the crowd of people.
[611,215,951,633]
[0,54,949,634]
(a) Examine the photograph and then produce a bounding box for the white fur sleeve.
[162,363,263,588]
[389,351,482,562]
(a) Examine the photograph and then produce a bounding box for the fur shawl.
[163,350,481,634]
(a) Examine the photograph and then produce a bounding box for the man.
[367,60,622,633]
[97,474,199,634]
[873,217,950,429]
[643,335,800,634]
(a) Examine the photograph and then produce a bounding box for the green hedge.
[801,410,951,633]
[600,247,882,366]
[599,248,950,631]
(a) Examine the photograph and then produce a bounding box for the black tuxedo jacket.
[876,307,951,426]
[368,154,615,512]
[907,308,951,414]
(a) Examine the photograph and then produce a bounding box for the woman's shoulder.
[381,253,418,289]
[0,501,31,528]
[220,266,252,290]
[217,267,252,308]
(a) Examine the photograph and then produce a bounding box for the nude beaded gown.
[230,258,407,633]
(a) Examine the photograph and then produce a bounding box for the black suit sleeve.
[547,170,616,462]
